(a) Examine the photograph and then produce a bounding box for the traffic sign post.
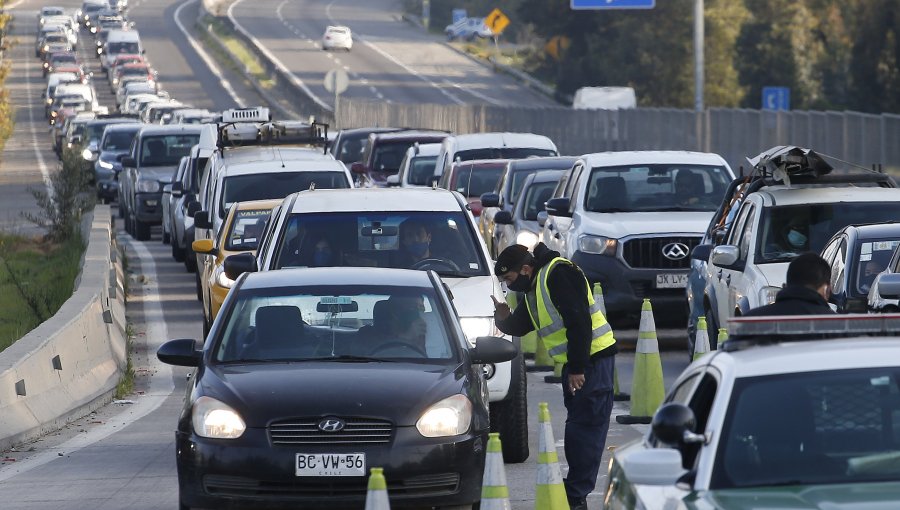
[324,69,350,127]
[485,8,510,35]
[761,87,790,111]
[571,0,655,9]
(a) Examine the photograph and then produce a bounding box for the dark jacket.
[742,285,836,317]
[495,243,616,374]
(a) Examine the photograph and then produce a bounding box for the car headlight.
[136,180,160,193]
[758,286,780,306]
[82,148,94,160]
[579,235,617,256]
[460,317,497,343]
[192,396,245,439]
[43,45,49,51]
[98,159,115,170]
[416,394,472,437]
[214,265,234,289]
[516,230,539,250]
[46,98,53,105]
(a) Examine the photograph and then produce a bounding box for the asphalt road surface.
[0,1,690,508]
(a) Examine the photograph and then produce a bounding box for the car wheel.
[704,304,720,352]
[172,236,185,262]
[134,219,151,241]
[489,347,529,463]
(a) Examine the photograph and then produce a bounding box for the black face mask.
[507,272,532,292]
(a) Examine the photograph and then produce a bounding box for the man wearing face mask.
[491,243,617,510]
[397,219,433,267]
[744,252,835,316]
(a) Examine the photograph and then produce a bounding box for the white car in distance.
[322,25,352,51]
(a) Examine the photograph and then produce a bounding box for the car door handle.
[553,233,560,239]
[717,269,723,281]
[548,224,555,231]
[725,274,731,286]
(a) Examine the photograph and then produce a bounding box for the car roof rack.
[724,314,900,350]
[214,108,330,154]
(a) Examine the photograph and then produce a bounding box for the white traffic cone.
[364,467,390,510]
[693,316,711,361]
[481,432,511,510]
[535,402,569,510]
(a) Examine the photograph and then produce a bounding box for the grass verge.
[114,323,135,399]
[0,10,16,154]
[198,15,275,89]
[0,233,84,352]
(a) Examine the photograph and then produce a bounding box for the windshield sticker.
[873,241,897,251]
[469,263,479,269]
[871,376,890,386]
[320,296,352,305]
[860,254,872,262]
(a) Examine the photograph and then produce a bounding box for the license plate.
[656,273,688,289]
[145,200,158,206]
[296,453,365,477]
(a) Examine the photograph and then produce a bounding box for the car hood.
[693,482,900,509]
[203,362,467,428]
[98,150,127,162]
[443,275,497,319]
[757,261,790,288]
[579,211,712,238]
[139,166,178,182]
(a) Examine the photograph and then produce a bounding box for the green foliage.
[23,147,95,243]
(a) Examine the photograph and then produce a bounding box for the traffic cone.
[481,433,511,510]
[717,327,728,348]
[364,467,390,510]
[507,292,537,357]
[616,299,664,425]
[535,402,570,510]
[692,316,711,361]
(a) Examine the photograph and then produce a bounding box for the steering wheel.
[409,258,460,272]
[369,341,427,358]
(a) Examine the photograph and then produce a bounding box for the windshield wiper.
[328,355,395,363]
[435,269,473,278]
[761,254,800,263]
[639,206,711,212]
[591,207,632,213]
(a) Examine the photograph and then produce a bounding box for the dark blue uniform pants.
[561,354,614,502]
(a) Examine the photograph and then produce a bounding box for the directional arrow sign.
[571,0,655,9]
[485,8,510,35]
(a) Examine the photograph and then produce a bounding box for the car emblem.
[318,418,345,432]
[662,242,689,260]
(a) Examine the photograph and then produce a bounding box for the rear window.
[455,147,556,161]
[102,129,138,151]
[108,41,139,54]
[139,134,200,167]
[451,165,505,198]
[409,156,438,186]
[584,164,731,213]
[373,141,418,174]
[221,172,350,218]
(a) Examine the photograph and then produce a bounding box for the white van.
[572,86,637,110]
[54,82,98,111]
[434,132,558,182]
[101,30,142,71]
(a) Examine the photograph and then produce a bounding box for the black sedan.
[157,267,517,510]
[820,222,900,313]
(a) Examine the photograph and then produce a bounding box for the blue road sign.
[452,8,467,23]
[571,0,655,9]
[761,87,790,111]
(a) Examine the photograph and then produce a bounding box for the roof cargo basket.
[221,107,271,124]
[746,145,833,184]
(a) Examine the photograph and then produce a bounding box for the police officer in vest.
[492,243,617,510]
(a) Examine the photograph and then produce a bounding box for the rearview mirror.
[191,238,216,255]
[710,245,739,268]
[480,193,500,208]
[545,197,572,217]
[156,338,201,367]
[224,252,257,280]
[186,200,201,217]
[193,211,212,230]
[878,273,900,300]
[690,243,712,262]
[171,181,183,198]
[493,211,513,225]
[385,174,400,187]
[470,336,518,364]
[536,211,548,227]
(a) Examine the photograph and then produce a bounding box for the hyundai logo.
[318,418,345,432]
[662,242,690,260]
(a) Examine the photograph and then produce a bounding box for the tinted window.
[584,164,731,213]
[139,134,199,167]
[509,168,539,204]
[757,202,900,263]
[713,368,900,489]
[335,132,368,164]
[855,239,898,294]
[215,285,456,362]
[409,156,438,186]
[102,129,138,151]
[274,211,488,277]
[221,172,350,217]
[521,181,557,220]
[455,147,556,161]
[451,165,505,198]
[373,142,417,174]
[108,41,139,54]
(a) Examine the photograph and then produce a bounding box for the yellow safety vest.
[524,257,615,363]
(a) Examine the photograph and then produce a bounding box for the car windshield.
[274,211,489,277]
[373,141,418,174]
[409,155,438,186]
[451,165,505,198]
[139,134,199,167]
[521,181,557,221]
[102,129,137,151]
[120,66,148,77]
[713,367,900,489]
[584,164,730,213]
[108,41,139,54]
[52,55,76,65]
[757,203,900,263]
[214,284,456,363]
[455,147,556,161]
[220,172,350,218]
[854,239,899,294]
[224,208,272,251]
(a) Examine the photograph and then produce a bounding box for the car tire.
[489,348,529,463]
[704,303,720,353]
[134,219,151,241]
[172,236,185,262]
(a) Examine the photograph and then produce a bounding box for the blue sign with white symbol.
[452,8,467,23]
[571,0,655,9]
[762,87,790,111]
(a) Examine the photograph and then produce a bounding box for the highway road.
[0,1,690,508]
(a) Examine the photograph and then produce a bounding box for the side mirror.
[690,243,713,262]
[223,252,257,280]
[493,211,513,225]
[171,181,183,198]
[545,197,572,217]
[470,336,518,364]
[121,156,136,167]
[350,162,367,174]
[536,211,548,227]
[878,273,900,299]
[186,200,201,217]
[480,192,500,208]
[193,211,212,230]
[192,238,216,255]
[710,245,739,268]
[156,338,201,367]
[385,174,400,187]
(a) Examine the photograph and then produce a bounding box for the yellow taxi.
[193,199,279,336]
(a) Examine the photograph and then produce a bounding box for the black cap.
[494,244,530,276]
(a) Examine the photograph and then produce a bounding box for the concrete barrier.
[0,206,127,452]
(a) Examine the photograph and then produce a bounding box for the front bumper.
[176,426,485,509]
[572,250,689,326]
[96,178,119,200]
[135,191,163,223]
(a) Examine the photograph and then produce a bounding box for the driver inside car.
[397,218,433,268]
[368,296,428,357]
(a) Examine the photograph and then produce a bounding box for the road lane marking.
[23,47,52,195]
[174,0,245,107]
[0,237,175,483]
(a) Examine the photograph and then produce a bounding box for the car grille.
[622,236,700,270]
[203,473,459,498]
[269,418,393,445]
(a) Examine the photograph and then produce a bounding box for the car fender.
[735,295,752,316]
